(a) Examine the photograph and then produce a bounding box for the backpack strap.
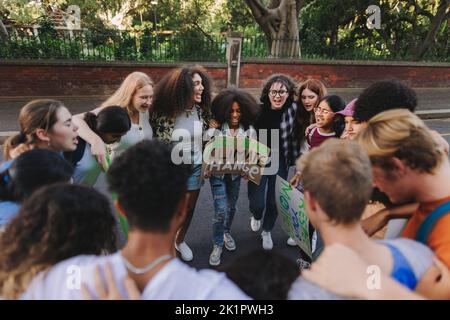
[415,200,450,244]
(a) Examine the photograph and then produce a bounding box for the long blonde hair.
[101,72,154,114]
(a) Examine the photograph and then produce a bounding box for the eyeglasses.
[314,107,333,115]
[269,90,288,97]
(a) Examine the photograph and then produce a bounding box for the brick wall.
[0,59,448,97]
[240,59,450,88]
[0,61,227,97]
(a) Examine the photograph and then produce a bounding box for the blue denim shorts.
[186,164,203,191]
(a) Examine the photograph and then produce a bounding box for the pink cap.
[336,98,357,117]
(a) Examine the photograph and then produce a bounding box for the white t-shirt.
[22,253,250,300]
[113,110,153,155]
[206,123,257,140]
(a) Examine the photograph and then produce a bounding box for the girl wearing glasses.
[306,95,346,150]
[248,74,300,251]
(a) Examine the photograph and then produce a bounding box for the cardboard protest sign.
[275,176,312,258]
[202,136,270,185]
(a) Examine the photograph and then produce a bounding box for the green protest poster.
[202,136,270,185]
[275,176,312,259]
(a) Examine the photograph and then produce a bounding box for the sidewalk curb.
[415,109,450,119]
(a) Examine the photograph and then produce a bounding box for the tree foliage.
[1,0,448,61]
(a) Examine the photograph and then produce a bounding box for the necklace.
[121,254,172,275]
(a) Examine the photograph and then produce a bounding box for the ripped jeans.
[210,175,241,246]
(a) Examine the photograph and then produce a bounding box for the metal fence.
[241,34,450,62]
[0,28,228,62]
[1,28,448,62]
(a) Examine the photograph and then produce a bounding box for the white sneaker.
[209,245,222,266]
[261,231,273,250]
[250,216,261,232]
[175,241,193,262]
[224,233,236,251]
[287,237,297,246]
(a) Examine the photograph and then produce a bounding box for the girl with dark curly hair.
[248,74,301,250]
[0,183,117,299]
[66,106,131,186]
[150,65,212,262]
[205,88,260,266]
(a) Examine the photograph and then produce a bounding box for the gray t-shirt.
[172,107,203,165]
[288,238,434,300]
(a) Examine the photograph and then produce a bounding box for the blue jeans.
[247,154,289,232]
[210,175,241,246]
[186,164,203,191]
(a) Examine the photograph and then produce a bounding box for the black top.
[255,104,284,149]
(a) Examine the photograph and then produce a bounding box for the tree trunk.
[0,19,9,42]
[245,0,302,58]
[414,0,450,60]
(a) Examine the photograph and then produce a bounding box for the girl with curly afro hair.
[205,88,260,266]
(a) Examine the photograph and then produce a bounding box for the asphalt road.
[1,87,449,132]
[0,101,450,268]
[0,116,449,270]
[177,118,450,270]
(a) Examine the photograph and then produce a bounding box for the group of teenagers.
[0,65,450,300]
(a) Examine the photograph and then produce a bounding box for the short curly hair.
[107,140,192,232]
[260,74,296,109]
[0,183,117,299]
[354,80,417,122]
[211,88,260,130]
